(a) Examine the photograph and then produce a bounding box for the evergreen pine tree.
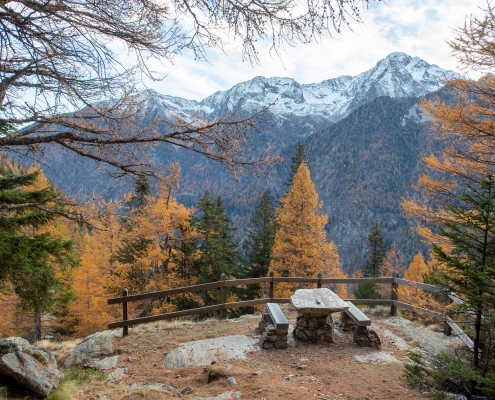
[354,220,387,299]
[241,191,277,299]
[365,220,388,277]
[432,174,495,369]
[285,141,309,187]
[0,168,77,313]
[192,190,239,305]
[112,175,153,291]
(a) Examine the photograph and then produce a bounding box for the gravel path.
[383,317,463,355]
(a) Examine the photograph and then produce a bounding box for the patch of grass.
[62,368,108,383]
[45,381,78,400]
[46,369,106,400]
[0,386,8,400]
[205,365,229,384]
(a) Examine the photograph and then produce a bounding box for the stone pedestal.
[353,326,381,348]
[258,307,288,349]
[294,312,334,343]
[290,289,348,344]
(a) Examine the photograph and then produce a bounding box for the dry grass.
[128,317,219,335]
[35,339,83,354]
[120,387,176,399]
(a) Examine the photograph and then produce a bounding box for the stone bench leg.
[353,326,381,348]
[259,308,288,350]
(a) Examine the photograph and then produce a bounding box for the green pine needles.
[0,168,77,313]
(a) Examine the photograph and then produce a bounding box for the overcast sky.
[140,0,488,101]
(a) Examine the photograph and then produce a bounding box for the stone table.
[290,288,349,343]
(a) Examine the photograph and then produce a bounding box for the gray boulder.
[0,337,63,398]
[64,330,121,368]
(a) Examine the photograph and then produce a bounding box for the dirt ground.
[65,307,465,400]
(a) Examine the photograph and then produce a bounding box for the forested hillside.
[19,91,449,274]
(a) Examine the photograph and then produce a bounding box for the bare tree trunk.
[28,313,42,343]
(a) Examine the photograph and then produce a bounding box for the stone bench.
[258,303,289,349]
[339,301,380,348]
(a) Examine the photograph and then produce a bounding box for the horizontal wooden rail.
[108,281,224,305]
[107,296,390,329]
[224,277,270,287]
[108,272,472,338]
[323,277,394,284]
[445,316,475,351]
[108,276,404,305]
[394,278,444,292]
[350,299,393,306]
[393,300,443,316]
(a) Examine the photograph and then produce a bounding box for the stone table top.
[290,288,349,314]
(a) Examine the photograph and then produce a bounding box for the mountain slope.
[27,52,458,273]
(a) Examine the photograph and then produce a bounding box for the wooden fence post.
[390,271,399,316]
[317,271,322,288]
[221,273,227,320]
[269,270,274,299]
[122,288,129,336]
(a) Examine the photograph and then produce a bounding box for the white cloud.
[140,0,488,100]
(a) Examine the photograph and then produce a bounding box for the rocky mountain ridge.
[144,52,459,124]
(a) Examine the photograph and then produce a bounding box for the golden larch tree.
[270,163,346,297]
[69,232,111,337]
[399,252,438,314]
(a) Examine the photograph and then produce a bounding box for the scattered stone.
[252,371,262,375]
[97,395,108,400]
[226,376,237,385]
[0,337,63,398]
[181,386,193,395]
[300,358,309,362]
[234,391,242,398]
[150,383,181,395]
[193,392,232,400]
[163,335,258,369]
[298,364,307,369]
[89,355,120,370]
[258,388,268,392]
[287,374,295,380]
[64,330,121,368]
[108,368,125,383]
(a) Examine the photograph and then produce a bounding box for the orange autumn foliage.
[270,163,347,298]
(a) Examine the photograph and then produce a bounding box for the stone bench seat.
[266,303,289,330]
[344,301,371,327]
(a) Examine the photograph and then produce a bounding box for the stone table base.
[293,312,335,343]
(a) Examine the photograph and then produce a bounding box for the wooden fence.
[107,270,462,335]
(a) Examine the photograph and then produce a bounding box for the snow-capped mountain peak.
[143,52,460,124]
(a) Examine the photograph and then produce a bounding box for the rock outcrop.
[64,330,121,368]
[0,337,63,398]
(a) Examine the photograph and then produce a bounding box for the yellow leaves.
[271,163,347,297]
[404,253,429,283]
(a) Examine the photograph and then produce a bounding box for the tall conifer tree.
[0,168,76,314]
[271,163,346,297]
[354,220,387,299]
[365,220,388,278]
[285,141,309,187]
[432,174,495,369]
[241,191,278,299]
[192,190,239,304]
